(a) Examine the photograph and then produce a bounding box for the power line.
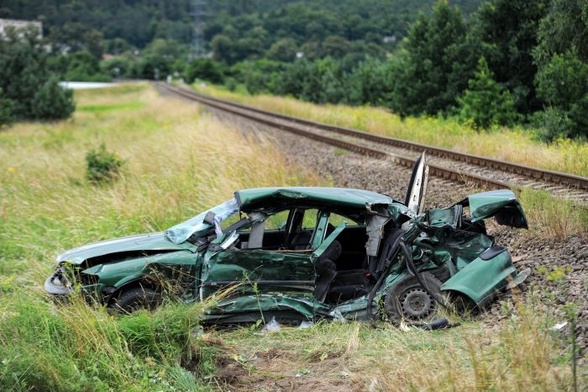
[190,0,207,60]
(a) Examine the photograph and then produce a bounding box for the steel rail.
[156,82,587,197]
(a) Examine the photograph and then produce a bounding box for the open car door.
[405,152,429,215]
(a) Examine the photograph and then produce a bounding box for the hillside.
[0,0,483,53]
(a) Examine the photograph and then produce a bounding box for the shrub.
[85,143,125,184]
[30,76,76,120]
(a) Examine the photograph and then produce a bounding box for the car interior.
[225,206,376,304]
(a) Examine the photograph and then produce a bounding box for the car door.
[199,228,316,300]
[199,215,347,301]
[405,152,429,215]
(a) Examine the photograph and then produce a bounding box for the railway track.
[156,82,588,204]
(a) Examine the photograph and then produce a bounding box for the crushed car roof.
[235,187,397,211]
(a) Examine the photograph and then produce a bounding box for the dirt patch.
[208,348,360,392]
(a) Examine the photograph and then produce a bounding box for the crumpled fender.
[440,249,516,307]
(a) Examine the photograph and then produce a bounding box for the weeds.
[85,142,125,184]
[519,188,588,238]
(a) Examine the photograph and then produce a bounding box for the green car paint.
[45,156,529,325]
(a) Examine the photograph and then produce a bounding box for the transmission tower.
[190,0,207,59]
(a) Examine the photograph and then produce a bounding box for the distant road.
[59,81,118,89]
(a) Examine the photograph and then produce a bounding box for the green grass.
[0,83,581,391]
[78,102,145,113]
[518,188,588,238]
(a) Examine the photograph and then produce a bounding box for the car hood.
[57,232,196,265]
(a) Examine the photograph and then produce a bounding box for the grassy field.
[0,83,580,391]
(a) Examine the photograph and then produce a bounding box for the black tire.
[111,286,162,314]
[385,272,443,324]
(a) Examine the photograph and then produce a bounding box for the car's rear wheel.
[385,272,443,324]
[111,286,162,314]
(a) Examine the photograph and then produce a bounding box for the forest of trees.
[1,0,587,141]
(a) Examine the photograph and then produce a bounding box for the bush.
[30,77,76,120]
[85,143,125,184]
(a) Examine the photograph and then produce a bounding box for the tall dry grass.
[0,82,325,391]
[196,84,588,178]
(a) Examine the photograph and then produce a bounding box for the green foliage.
[457,57,519,130]
[85,143,125,184]
[534,0,588,65]
[100,55,135,79]
[265,38,298,62]
[48,22,105,59]
[0,292,208,391]
[533,50,588,140]
[346,57,394,106]
[387,1,475,117]
[0,25,76,122]
[0,88,15,125]
[185,58,226,85]
[31,76,76,120]
[229,59,284,94]
[6,0,588,141]
[131,54,174,80]
[474,0,548,115]
[63,51,111,82]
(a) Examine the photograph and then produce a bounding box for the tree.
[534,0,588,65]
[266,38,298,62]
[184,58,225,84]
[48,23,105,59]
[534,51,588,140]
[457,57,519,130]
[0,25,75,122]
[346,58,392,106]
[474,0,548,115]
[210,34,234,63]
[532,0,588,140]
[0,88,15,125]
[388,1,475,117]
[31,76,75,120]
[63,51,110,82]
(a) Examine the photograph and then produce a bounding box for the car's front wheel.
[111,286,162,314]
[385,272,443,324]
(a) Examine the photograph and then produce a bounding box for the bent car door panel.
[200,241,315,299]
[405,152,429,216]
[441,249,516,307]
[200,222,347,300]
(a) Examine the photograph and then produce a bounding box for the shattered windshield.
[165,198,240,244]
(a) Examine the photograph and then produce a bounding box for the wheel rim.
[400,288,435,319]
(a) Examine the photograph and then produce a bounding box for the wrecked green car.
[45,154,528,325]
